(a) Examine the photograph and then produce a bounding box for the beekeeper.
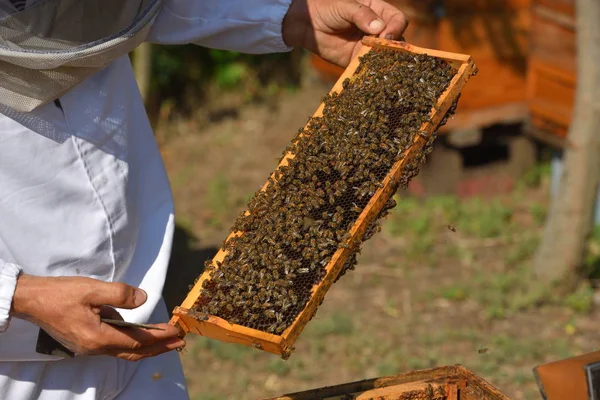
[0,0,407,398]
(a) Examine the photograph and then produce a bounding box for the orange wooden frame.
[170,37,478,358]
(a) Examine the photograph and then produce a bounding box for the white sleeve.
[146,0,294,54]
[0,260,21,333]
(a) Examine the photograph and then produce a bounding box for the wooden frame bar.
[263,365,510,400]
[170,37,478,358]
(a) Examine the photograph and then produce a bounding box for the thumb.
[86,281,147,310]
[340,2,385,35]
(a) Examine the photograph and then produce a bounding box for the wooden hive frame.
[263,365,511,400]
[169,36,478,358]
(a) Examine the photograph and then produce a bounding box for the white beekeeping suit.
[0,0,292,399]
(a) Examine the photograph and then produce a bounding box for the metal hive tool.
[170,37,478,359]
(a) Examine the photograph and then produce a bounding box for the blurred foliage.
[137,45,302,117]
[564,284,594,314]
[584,225,600,279]
[516,161,551,190]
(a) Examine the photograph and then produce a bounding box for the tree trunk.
[533,0,600,289]
[133,43,152,104]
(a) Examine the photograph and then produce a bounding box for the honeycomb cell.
[192,48,459,334]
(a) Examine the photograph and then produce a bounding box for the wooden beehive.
[170,37,477,358]
[263,365,511,400]
[437,0,530,131]
[527,0,575,147]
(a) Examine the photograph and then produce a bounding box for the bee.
[436,386,448,399]
[447,225,457,233]
[425,384,435,399]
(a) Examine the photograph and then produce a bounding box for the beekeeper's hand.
[11,274,185,361]
[282,0,409,67]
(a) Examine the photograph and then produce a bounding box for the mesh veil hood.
[0,0,162,112]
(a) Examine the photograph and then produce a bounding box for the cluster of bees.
[193,48,458,335]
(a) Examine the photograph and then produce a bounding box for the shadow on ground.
[162,223,219,313]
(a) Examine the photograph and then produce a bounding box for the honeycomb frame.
[263,365,510,400]
[169,37,478,358]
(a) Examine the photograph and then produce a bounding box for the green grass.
[585,226,600,279]
[529,203,548,226]
[504,236,540,266]
[441,286,467,301]
[376,358,403,376]
[456,198,513,238]
[193,338,252,365]
[206,173,231,227]
[440,264,549,319]
[171,165,196,190]
[306,314,355,337]
[193,394,222,400]
[266,358,292,377]
[436,254,600,320]
[384,195,514,259]
[382,190,556,320]
[516,162,552,190]
[564,284,594,314]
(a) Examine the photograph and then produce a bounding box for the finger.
[85,281,147,310]
[98,322,182,349]
[377,3,409,40]
[74,321,182,356]
[98,306,124,321]
[339,2,386,35]
[107,337,186,362]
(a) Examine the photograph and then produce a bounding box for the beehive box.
[437,0,530,131]
[263,365,511,400]
[170,37,477,358]
[527,0,575,146]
